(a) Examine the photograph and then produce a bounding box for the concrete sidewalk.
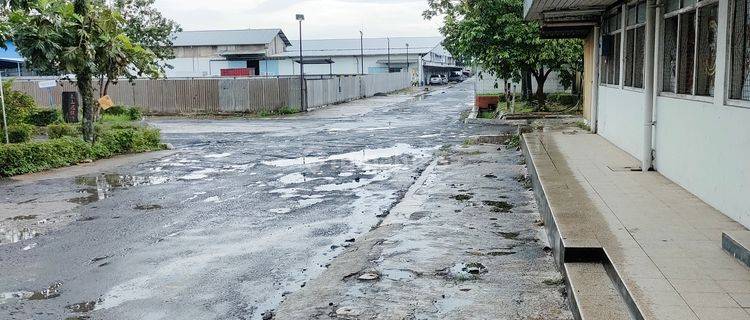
[523,130,750,320]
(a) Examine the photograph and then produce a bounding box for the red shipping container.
[220,68,253,77]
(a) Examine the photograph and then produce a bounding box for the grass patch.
[478,111,496,119]
[100,113,133,123]
[258,106,300,117]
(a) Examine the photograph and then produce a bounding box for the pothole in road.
[1,282,63,303]
[437,262,488,281]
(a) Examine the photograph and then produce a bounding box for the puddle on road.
[262,144,432,167]
[70,173,169,205]
[0,227,39,245]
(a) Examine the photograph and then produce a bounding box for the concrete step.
[722,231,750,268]
[565,262,634,320]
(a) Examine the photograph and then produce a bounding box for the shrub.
[48,123,81,139]
[547,92,579,106]
[0,126,163,177]
[127,107,143,121]
[6,124,35,143]
[0,136,91,176]
[2,80,39,125]
[26,109,62,127]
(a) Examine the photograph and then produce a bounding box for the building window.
[624,1,646,88]
[601,9,622,85]
[730,0,750,100]
[662,0,718,96]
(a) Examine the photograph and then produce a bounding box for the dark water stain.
[484,174,497,178]
[90,255,111,264]
[8,215,37,221]
[498,231,520,240]
[76,216,98,222]
[450,194,473,201]
[409,211,430,220]
[482,200,513,213]
[134,204,163,210]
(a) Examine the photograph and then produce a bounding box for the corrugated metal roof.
[0,41,24,63]
[271,37,446,58]
[173,29,291,47]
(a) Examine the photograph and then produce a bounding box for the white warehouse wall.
[596,86,644,160]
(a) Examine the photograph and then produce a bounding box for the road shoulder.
[275,140,572,319]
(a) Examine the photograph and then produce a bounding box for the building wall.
[588,0,750,227]
[597,86,644,160]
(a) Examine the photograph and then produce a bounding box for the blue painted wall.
[260,60,279,75]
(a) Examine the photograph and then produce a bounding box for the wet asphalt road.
[0,81,504,320]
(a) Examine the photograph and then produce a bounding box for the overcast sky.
[153,0,444,39]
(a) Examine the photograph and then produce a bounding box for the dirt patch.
[134,204,163,210]
[498,231,520,240]
[8,215,37,221]
[482,200,513,213]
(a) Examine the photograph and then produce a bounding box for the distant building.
[165,28,292,77]
[164,30,462,85]
[0,41,28,76]
[262,36,461,84]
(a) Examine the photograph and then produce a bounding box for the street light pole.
[296,14,305,112]
[0,71,8,144]
[387,37,391,73]
[359,30,364,75]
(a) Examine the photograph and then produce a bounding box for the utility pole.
[406,43,409,73]
[359,30,364,75]
[387,37,391,73]
[296,14,305,111]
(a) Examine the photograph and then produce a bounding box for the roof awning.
[293,58,335,65]
[524,0,613,38]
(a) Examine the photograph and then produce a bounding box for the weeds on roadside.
[574,121,591,132]
[506,134,520,149]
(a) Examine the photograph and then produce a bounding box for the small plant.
[26,109,62,127]
[478,111,495,119]
[6,124,35,143]
[48,123,81,139]
[506,134,521,149]
[574,121,591,131]
[101,106,143,121]
[2,80,38,125]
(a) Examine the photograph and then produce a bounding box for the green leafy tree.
[425,0,582,110]
[8,0,174,141]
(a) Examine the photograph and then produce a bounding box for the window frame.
[624,1,647,89]
[600,7,624,87]
[659,0,719,98]
[726,0,750,108]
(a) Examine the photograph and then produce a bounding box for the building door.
[247,60,260,76]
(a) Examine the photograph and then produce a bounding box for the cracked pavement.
[0,81,569,319]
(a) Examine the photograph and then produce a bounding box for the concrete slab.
[522,131,750,319]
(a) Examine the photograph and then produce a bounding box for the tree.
[96,0,180,98]
[425,0,582,111]
[8,0,175,141]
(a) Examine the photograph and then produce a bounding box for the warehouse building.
[165,28,292,77]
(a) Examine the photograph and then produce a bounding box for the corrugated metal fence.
[10,71,410,115]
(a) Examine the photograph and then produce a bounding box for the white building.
[525,0,750,227]
[165,28,292,77]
